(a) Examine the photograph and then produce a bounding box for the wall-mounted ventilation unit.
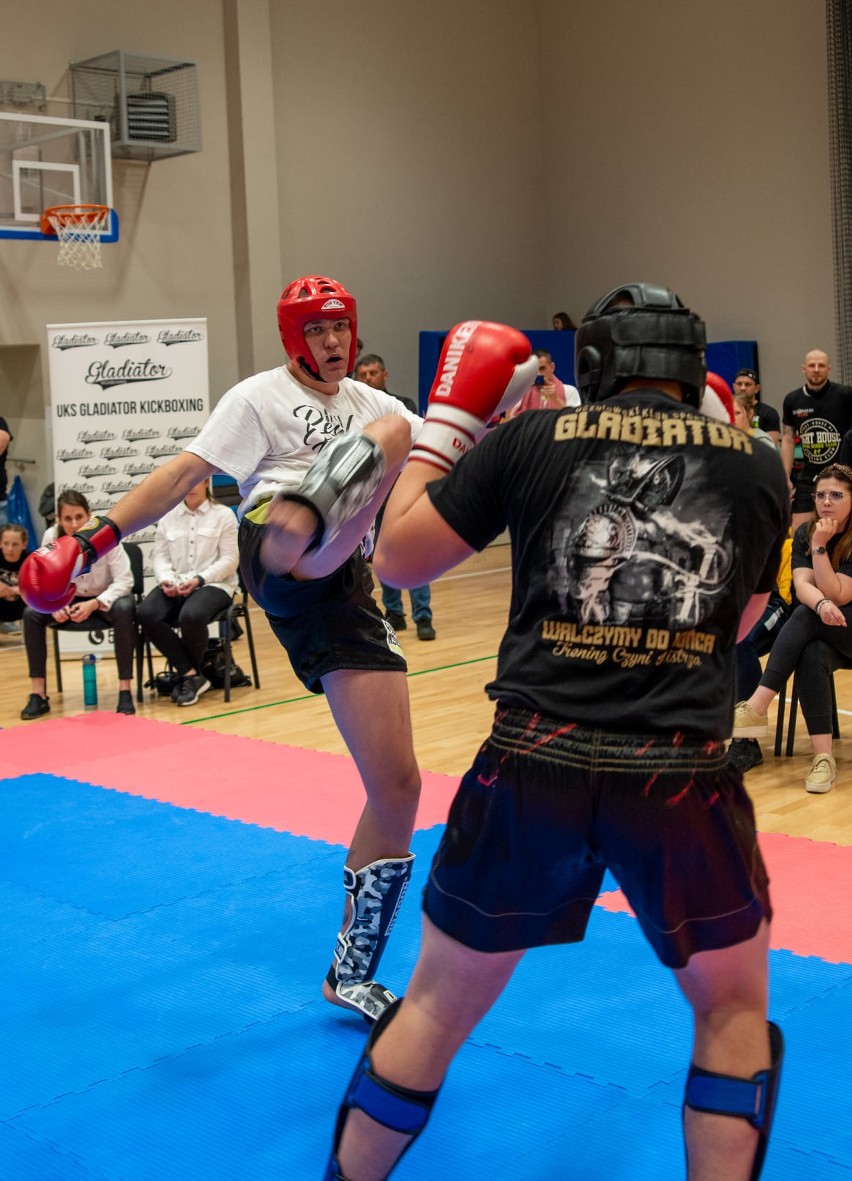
[70,51,200,162]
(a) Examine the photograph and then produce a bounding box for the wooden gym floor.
[1,539,849,845]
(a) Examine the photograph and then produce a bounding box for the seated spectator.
[0,523,30,634]
[509,349,580,416]
[733,392,776,449]
[137,477,239,706]
[732,368,781,444]
[552,311,577,331]
[728,533,792,772]
[733,463,852,793]
[20,490,137,719]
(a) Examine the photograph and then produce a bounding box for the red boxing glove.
[20,516,121,613]
[410,321,537,473]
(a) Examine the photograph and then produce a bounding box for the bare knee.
[368,763,421,812]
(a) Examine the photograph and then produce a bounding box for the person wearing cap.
[732,369,780,445]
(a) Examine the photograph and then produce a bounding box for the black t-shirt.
[755,401,780,436]
[782,381,852,487]
[0,550,27,587]
[791,520,852,578]
[0,415,11,501]
[838,429,852,469]
[0,549,29,618]
[428,390,789,739]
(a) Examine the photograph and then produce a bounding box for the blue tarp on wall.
[7,474,37,543]
[418,330,758,411]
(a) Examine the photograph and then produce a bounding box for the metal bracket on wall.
[0,81,47,111]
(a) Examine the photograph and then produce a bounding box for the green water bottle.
[82,653,98,707]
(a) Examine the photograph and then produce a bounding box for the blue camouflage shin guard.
[327,854,414,1022]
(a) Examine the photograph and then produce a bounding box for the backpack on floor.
[146,665,181,698]
[200,639,252,690]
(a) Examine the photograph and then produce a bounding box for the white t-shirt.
[186,366,423,518]
[152,498,239,594]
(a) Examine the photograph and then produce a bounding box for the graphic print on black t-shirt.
[797,416,841,466]
[430,392,789,735]
[547,446,734,633]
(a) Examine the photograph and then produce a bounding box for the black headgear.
[574,282,707,408]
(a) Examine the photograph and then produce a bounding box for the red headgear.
[703,371,735,424]
[276,275,358,380]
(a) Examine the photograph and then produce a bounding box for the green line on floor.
[179,653,498,725]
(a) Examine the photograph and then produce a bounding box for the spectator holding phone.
[508,349,580,416]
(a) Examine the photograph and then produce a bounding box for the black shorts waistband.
[490,707,727,772]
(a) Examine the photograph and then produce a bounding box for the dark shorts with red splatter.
[423,706,771,968]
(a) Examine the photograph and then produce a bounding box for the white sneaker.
[805,754,836,794]
[732,701,768,739]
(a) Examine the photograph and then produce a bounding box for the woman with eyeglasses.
[732,463,852,792]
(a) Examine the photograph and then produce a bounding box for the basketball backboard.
[0,111,117,241]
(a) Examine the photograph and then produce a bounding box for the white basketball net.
[46,206,110,271]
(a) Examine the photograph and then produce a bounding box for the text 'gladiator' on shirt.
[554,406,752,451]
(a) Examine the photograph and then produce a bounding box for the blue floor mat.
[1,772,849,1179]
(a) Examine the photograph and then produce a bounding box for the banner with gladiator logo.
[46,317,209,603]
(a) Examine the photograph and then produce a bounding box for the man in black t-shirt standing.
[782,349,852,532]
[326,287,788,1180]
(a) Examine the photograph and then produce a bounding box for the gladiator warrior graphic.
[549,452,734,628]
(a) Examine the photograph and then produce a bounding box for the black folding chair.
[208,572,261,702]
[139,570,261,704]
[774,670,842,756]
[51,541,146,702]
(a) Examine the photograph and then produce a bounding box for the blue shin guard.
[326,1000,440,1181]
[684,1021,783,1180]
[326,854,414,1023]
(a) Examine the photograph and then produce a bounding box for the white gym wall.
[0,0,832,509]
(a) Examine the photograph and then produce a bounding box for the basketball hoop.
[40,204,112,271]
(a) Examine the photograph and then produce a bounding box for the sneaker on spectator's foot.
[732,701,768,739]
[20,693,50,720]
[416,620,436,641]
[727,737,764,773]
[116,690,136,715]
[176,673,211,707]
[170,677,183,703]
[0,621,22,634]
[386,612,406,632]
[805,753,836,794]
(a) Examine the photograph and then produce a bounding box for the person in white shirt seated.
[137,478,239,706]
[20,489,137,719]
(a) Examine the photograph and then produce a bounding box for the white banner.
[45,317,209,655]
